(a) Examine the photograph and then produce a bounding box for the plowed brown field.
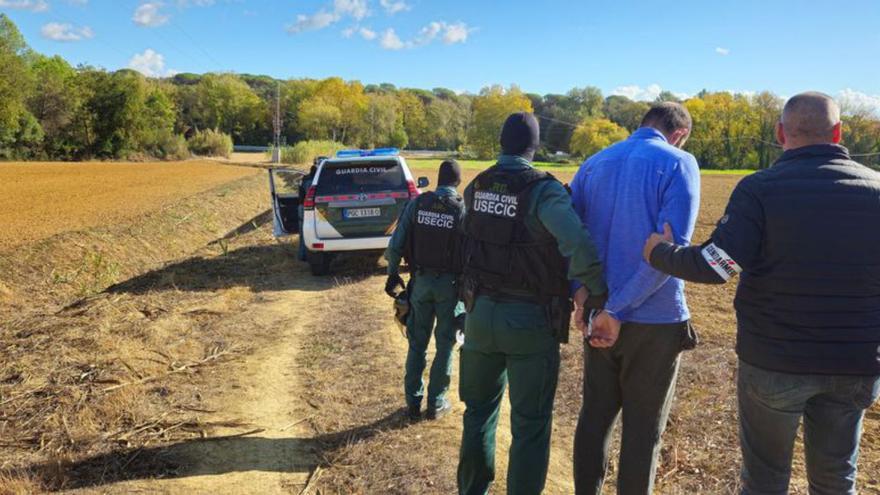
[0,161,259,252]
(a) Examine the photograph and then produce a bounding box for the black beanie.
[438,159,462,187]
[500,112,540,161]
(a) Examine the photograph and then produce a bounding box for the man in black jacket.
[643,91,880,495]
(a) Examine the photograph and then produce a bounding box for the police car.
[268,148,428,275]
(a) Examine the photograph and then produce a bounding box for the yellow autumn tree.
[570,117,629,157]
[468,85,533,159]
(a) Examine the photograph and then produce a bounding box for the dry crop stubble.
[0,160,260,252]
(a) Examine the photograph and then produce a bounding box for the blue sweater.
[570,127,701,324]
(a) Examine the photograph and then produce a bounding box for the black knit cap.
[500,112,540,161]
[438,159,462,187]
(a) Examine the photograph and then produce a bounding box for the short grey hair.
[782,92,841,140]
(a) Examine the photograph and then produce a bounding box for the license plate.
[344,207,381,219]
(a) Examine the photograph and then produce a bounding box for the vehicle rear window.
[316,160,405,194]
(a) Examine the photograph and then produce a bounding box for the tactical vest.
[461,165,569,301]
[405,191,464,273]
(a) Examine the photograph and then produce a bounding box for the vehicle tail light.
[303,185,317,209]
[407,180,420,199]
[312,243,324,250]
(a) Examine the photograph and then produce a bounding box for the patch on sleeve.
[701,243,743,281]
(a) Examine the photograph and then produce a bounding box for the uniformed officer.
[457,113,607,495]
[385,160,465,421]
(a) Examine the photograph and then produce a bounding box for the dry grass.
[294,172,880,494]
[0,160,259,251]
[0,171,273,490]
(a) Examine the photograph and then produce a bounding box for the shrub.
[188,129,233,158]
[277,140,345,165]
[139,129,190,161]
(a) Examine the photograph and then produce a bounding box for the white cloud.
[612,84,662,101]
[288,0,368,34]
[715,47,730,56]
[128,48,176,77]
[133,2,170,27]
[442,21,470,44]
[0,0,48,12]
[334,0,367,21]
[40,22,94,41]
[374,21,472,50]
[379,0,408,15]
[838,89,880,117]
[413,21,442,45]
[612,84,689,102]
[379,28,405,50]
[287,11,337,33]
[358,27,376,40]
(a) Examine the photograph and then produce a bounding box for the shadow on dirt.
[26,408,415,491]
[209,209,274,244]
[105,241,387,296]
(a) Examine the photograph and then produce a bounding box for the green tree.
[603,95,650,132]
[297,77,367,144]
[570,118,629,157]
[81,69,180,159]
[0,14,34,155]
[398,90,428,149]
[364,93,402,148]
[190,73,266,144]
[28,55,84,159]
[468,85,533,159]
[751,91,783,168]
[299,99,343,141]
[565,87,605,121]
[843,113,880,169]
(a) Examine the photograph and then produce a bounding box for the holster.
[547,296,573,344]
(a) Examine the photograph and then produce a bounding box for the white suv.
[269,148,428,275]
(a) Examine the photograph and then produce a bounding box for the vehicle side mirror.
[417,177,430,188]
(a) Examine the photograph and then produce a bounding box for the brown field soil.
[0,161,259,252]
[0,167,877,494]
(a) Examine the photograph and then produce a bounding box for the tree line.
[1,14,878,168]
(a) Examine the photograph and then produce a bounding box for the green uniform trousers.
[457,295,560,495]
[405,271,458,410]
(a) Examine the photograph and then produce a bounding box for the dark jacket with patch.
[663,145,880,375]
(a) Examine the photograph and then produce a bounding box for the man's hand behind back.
[589,311,621,348]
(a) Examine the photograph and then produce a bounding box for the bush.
[277,140,345,165]
[188,129,233,158]
[139,129,190,161]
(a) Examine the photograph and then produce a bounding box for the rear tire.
[307,250,333,276]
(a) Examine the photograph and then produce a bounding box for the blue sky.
[2,0,879,107]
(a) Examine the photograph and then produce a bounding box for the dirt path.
[106,298,314,494]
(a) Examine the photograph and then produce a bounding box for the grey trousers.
[573,321,691,495]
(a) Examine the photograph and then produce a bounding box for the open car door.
[268,168,305,237]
